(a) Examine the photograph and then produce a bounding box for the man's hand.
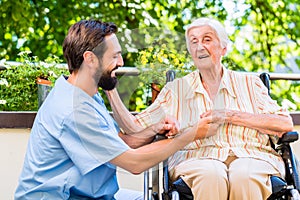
[191,115,221,140]
[153,115,180,138]
[201,109,235,124]
[184,110,232,141]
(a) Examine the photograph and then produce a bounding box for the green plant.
[0,51,69,111]
[135,43,195,87]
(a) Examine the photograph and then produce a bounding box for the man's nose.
[117,54,124,67]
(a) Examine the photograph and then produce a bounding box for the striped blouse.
[136,67,288,176]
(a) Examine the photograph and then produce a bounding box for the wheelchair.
[144,72,300,200]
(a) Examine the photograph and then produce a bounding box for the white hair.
[185,17,230,53]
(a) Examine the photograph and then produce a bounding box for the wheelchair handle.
[278,131,299,144]
[166,70,176,83]
[259,72,271,95]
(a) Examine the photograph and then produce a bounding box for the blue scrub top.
[15,76,129,199]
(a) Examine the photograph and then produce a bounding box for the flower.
[0,78,8,105]
[0,100,6,105]
[0,78,8,86]
[135,44,194,86]
[18,50,32,57]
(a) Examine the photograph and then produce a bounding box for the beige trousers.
[171,157,281,200]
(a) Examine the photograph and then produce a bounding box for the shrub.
[0,51,68,111]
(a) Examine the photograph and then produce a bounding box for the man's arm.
[106,89,146,134]
[110,114,219,174]
[106,89,178,139]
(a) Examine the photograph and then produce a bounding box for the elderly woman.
[107,17,294,199]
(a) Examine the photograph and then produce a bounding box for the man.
[15,19,217,200]
[107,18,294,199]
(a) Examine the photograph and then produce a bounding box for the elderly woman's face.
[187,25,226,70]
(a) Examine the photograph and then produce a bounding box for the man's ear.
[83,51,96,65]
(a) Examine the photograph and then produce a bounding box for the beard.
[97,69,118,90]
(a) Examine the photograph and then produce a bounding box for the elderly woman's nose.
[197,43,205,50]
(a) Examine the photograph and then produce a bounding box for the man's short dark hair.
[63,19,118,73]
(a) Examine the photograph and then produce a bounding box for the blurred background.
[0,0,299,111]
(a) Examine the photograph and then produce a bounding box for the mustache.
[111,66,119,73]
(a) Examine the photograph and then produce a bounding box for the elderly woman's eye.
[204,37,211,42]
[191,39,198,44]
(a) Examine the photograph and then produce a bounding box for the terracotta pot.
[36,77,52,108]
[151,83,161,103]
[36,77,51,85]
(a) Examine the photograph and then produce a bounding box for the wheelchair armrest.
[278,131,298,144]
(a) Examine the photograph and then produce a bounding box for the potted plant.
[135,43,194,103]
[0,51,68,111]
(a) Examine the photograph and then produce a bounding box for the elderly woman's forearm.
[229,111,294,134]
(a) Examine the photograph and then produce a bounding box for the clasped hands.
[155,109,235,140]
